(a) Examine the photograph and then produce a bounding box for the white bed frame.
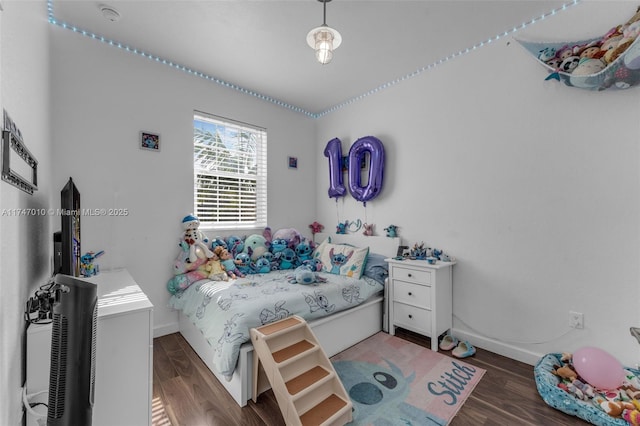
[178,232,401,407]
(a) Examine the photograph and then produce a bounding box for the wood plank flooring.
[152,328,588,425]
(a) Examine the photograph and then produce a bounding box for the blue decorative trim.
[47,0,580,118]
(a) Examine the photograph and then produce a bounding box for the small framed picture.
[140,131,160,152]
[288,156,298,169]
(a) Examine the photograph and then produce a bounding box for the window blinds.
[193,112,267,229]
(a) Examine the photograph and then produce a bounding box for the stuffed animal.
[243,234,269,260]
[167,243,209,294]
[302,258,323,272]
[363,223,374,236]
[234,252,254,275]
[384,225,398,238]
[272,227,303,249]
[203,253,228,281]
[208,237,227,251]
[571,58,606,76]
[336,221,348,234]
[215,246,244,279]
[295,240,313,263]
[226,235,244,257]
[181,214,214,262]
[277,248,297,270]
[270,238,289,255]
[287,265,327,285]
[252,257,272,274]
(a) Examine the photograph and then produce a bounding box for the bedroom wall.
[50,27,317,336]
[315,1,640,367]
[0,1,52,425]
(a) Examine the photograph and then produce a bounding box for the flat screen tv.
[47,273,97,426]
[59,178,80,277]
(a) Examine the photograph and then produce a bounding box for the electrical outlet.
[569,311,584,329]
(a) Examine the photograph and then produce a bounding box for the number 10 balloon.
[324,136,385,204]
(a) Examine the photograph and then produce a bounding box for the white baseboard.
[452,327,543,366]
[154,322,179,338]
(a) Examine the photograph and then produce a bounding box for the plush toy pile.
[544,352,640,425]
[167,217,322,294]
[537,6,640,80]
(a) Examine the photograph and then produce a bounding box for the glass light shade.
[307,25,342,64]
[315,30,334,64]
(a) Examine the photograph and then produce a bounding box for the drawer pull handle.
[408,314,413,319]
[407,273,413,278]
[408,292,412,296]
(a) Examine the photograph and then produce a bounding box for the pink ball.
[573,346,625,390]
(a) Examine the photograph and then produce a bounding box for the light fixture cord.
[323,0,327,26]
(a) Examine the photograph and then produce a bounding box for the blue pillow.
[363,252,389,284]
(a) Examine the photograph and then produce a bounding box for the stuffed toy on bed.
[215,246,245,279]
[243,234,269,260]
[264,226,303,250]
[181,214,214,262]
[167,243,209,294]
[287,265,327,285]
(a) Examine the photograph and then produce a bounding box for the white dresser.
[385,258,455,351]
[26,268,153,426]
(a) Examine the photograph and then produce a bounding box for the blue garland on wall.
[47,0,581,118]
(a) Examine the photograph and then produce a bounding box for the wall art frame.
[140,131,160,152]
[2,110,37,195]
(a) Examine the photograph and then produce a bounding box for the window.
[193,112,267,229]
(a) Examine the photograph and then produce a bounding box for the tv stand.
[25,269,153,426]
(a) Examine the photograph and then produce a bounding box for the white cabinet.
[385,258,454,351]
[26,269,153,426]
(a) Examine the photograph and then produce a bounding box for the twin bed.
[169,232,400,406]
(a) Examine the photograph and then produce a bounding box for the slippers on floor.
[439,334,458,351]
[452,341,476,359]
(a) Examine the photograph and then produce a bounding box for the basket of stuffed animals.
[535,352,640,425]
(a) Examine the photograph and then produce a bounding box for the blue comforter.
[169,270,383,378]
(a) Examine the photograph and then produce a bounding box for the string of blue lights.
[47,0,581,119]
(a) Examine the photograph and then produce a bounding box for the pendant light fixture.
[306,0,342,65]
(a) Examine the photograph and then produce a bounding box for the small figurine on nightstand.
[384,225,398,238]
[80,250,105,277]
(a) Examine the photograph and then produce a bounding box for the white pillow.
[315,242,369,279]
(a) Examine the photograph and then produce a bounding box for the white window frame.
[193,111,267,230]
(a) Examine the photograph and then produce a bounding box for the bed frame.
[178,232,400,407]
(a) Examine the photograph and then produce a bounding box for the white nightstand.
[385,258,455,351]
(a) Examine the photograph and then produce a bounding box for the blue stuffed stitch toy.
[287,265,327,285]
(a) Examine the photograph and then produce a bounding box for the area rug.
[331,332,485,425]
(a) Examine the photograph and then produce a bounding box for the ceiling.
[51,0,572,116]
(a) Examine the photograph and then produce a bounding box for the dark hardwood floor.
[152,328,588,425]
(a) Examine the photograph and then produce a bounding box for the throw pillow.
[316,242,369,279]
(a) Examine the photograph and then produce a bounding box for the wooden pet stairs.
[250,315,353,426]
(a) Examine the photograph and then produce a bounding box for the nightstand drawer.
[393,281,430,309]
[390,265,432,284]
[393,302,431,333]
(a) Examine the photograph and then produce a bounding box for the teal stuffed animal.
[243,234,269,260]
[287,265,327,285]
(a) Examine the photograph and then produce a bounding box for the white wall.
[50,26,317,336]
[315,1,640,367]
[0,1,51,425]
